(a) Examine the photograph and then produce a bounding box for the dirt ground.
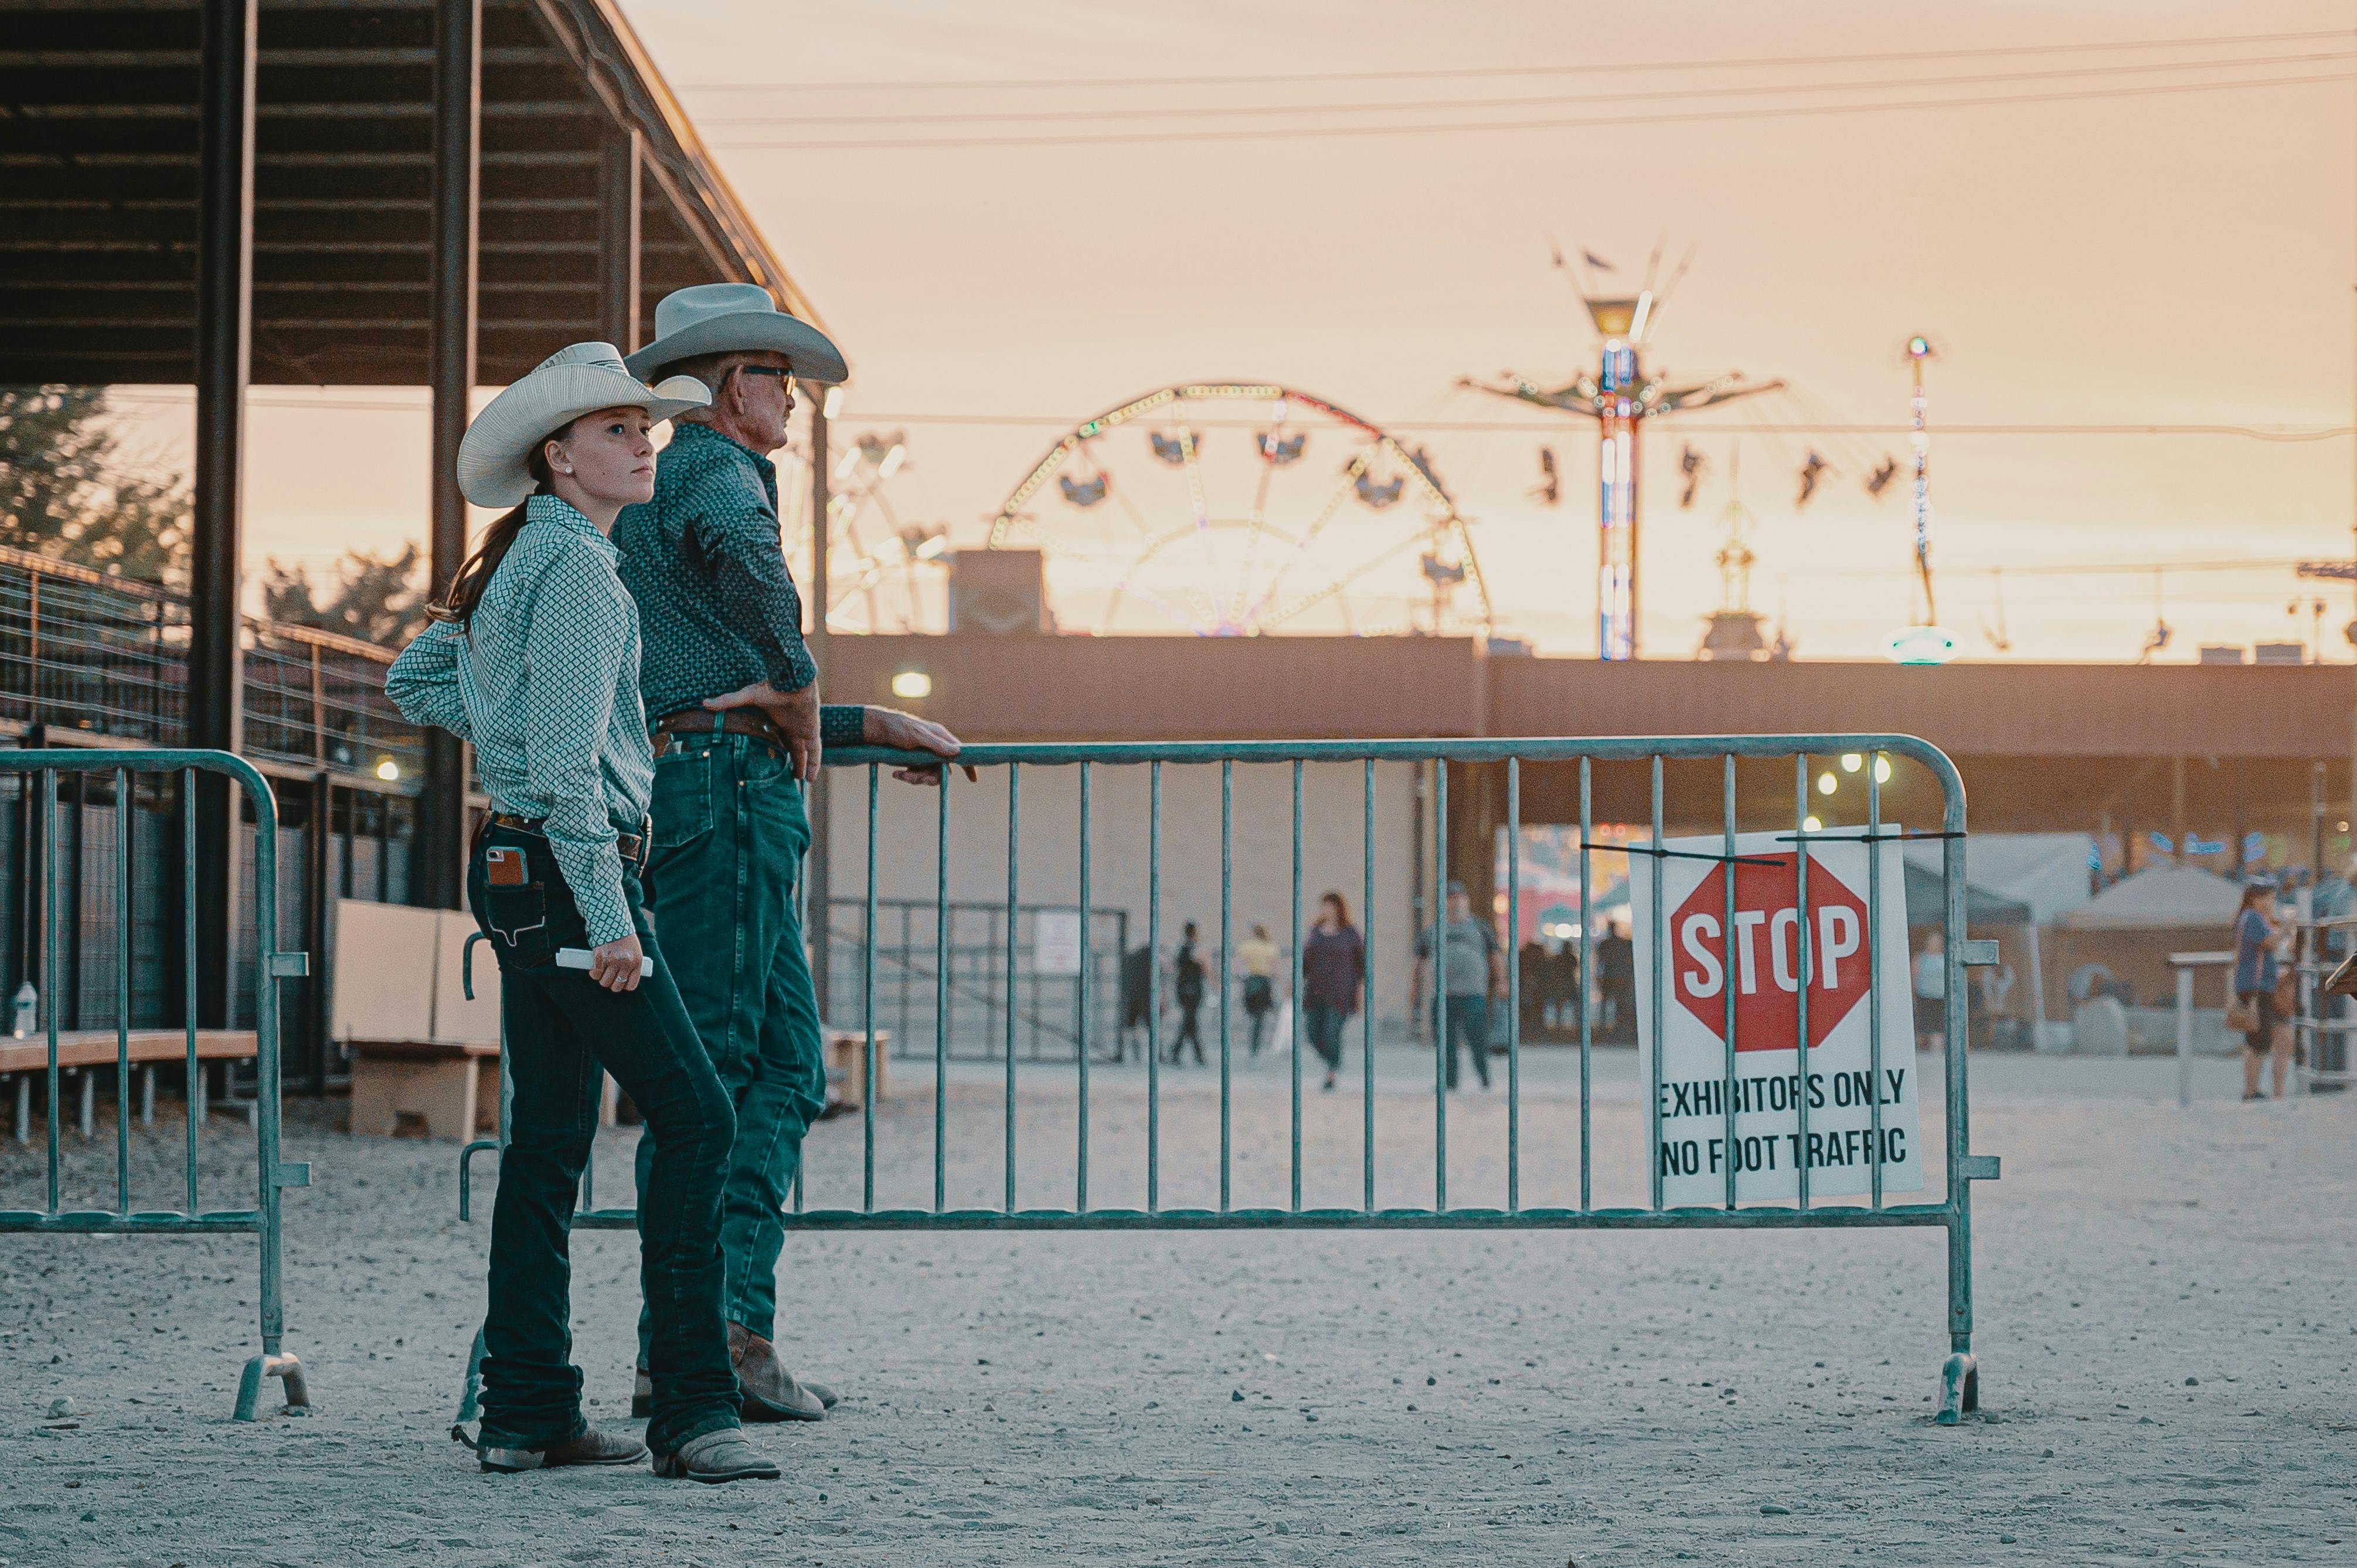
[2,1047,2352,1567]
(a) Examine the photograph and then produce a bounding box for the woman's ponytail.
[425,434,564,629]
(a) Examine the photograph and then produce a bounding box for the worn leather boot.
[729,1322,828,1421]
[477,1425,647,1474]
[633,1348,839,1419]
[651,1427,781,1484]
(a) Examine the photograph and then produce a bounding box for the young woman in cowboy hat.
[386,342,776,1483]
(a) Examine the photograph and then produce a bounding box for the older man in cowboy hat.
[613,283,964,1424]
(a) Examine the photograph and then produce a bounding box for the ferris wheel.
[780,427,951,634]
[985,382,1491,637]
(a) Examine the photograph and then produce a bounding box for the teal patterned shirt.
[385,495,652,945]
[613,420,864,746]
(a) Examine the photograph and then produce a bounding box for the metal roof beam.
[0,46,560,66]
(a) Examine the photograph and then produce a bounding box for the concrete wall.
[821,760,1437,1025]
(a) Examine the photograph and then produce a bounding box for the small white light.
[890,669,933,700]
[375,760,400,782]
[1840,753,1863,773]
[879,443,906,479]
[1884,625,1958,665]
[1817,771,1837,797]
[914,532,949,561]
[1804,815,1824,834]
[1874,755,1893,784]
[822,385,846,420]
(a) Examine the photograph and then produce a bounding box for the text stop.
[1670,852,1873,1051]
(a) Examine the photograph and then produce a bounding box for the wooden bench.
[3,1029,260,1141]
[337,900,504,1140]
[825,1028,890,1113]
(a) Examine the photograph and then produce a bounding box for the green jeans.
[635,733,827,1366]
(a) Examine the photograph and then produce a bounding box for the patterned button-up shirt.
[385,494,652,945]
[614,420,864,746]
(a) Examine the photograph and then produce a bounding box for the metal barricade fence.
[455,734,1998,1424]
[0,749,311,1420]
[2291,916,2355,1094]
[824,898,1129,1063]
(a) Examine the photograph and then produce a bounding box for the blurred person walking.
[1550,938,1584,1039]
[1410,881,1504,1091]
[1596,914,1635,1042]
[1237,923,1279,1056]
[387,345,774,1482]
[1300,892,1366,1091]
[1518,938,1549,1040]
[2232,882,2291,1100]
[614,284,966,1426]
[1170,921,1208,1065]
[1913,928,1947,1052]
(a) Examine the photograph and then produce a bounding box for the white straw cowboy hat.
[456,341,709,508]
[624,282,849,386]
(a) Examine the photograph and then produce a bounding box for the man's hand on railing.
[863,707,978,786]
[705,678,822,780]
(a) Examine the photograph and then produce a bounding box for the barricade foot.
[453,1325,489,1427]
[1935,1351,1980,1426]
[457,1137,498,1223]
[234,1351,309,1421]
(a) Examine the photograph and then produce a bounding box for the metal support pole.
[2170,756,2187,866]
[188,0,255,1028]
[597,128,641,353]
[807,402,832,1021]
[2312,761,2328,878]
[420,0,479,913]
[2175,962,2195,1108]
[302,773,332,1096]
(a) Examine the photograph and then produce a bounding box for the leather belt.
[484,811,649,865]
[652,705,784,757]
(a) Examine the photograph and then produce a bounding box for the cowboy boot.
[635,1348,838,1418]
[473,1424,647,1474]
[729,1322,828,1421]
[651,1427,780,1484]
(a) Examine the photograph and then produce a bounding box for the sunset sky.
[110,0,2357,663]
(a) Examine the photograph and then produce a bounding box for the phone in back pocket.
[485,846,528,887]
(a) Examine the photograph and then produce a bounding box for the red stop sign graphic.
[1670,852,1872,1052]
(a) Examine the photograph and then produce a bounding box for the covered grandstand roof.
[0,0,821,385]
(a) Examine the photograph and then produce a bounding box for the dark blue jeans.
[635,733,827,1363]
[468,822,740,1457]
[1443,994,1491,1089]
[1303,1001,1349,1072]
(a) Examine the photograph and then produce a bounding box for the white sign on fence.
[1031,909,1083,977]
[1629,826,1924,1204]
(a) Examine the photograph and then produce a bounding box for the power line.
[712,69,2355,151]
[811,413,2357,443]
[679,28,2353,93]
[100,392,2356,444]
[698,49,2354,126]
[1818,559,2320,579]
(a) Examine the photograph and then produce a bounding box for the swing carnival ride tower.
[1462,247,1781,660]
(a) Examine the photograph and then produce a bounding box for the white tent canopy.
[2060,865,2246,930]
[1907,832,2094,925]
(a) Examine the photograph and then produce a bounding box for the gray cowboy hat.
[624,282,848,386]
[456,342,708,509]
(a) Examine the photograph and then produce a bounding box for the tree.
[0,386,191,583]
[260,544,428,648]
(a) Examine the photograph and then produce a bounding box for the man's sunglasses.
[733,365,794,389]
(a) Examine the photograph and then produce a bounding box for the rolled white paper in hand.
[556,947,655,978]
